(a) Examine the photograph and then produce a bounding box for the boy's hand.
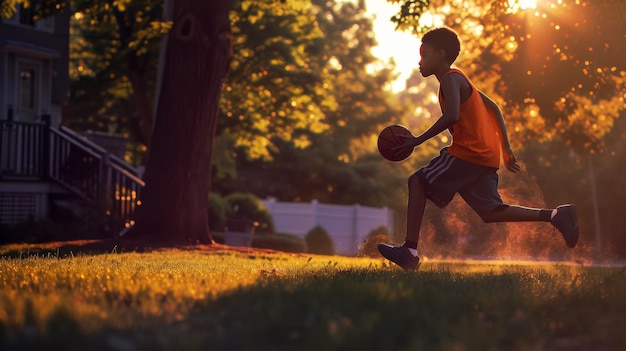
[503,147,521,173]
[392,135,420,156]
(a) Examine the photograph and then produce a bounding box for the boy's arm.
[395,74,462,150]
[479,91,520,173]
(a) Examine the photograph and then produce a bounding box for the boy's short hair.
[422,27,461,65]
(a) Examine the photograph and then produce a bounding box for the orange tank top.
[439,69,501,168]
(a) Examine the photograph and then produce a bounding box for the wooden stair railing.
[47,122,145,235]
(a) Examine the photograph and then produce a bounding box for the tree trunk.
[128,0,232,243]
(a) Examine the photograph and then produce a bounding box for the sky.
[364,0,422,92]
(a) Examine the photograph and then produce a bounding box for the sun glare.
[508,0,537,13]
[362,0,421,92]
[518,0,537,9]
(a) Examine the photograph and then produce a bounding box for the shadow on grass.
[3,264,625,350]
[0,239,159,258]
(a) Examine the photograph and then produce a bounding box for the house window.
[18,4,36,27]
[5,4,55,32]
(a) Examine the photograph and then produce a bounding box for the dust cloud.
[416,167,592,263]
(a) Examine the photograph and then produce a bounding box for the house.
[0,4,143,237]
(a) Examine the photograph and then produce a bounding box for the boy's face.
[418,42,446,77]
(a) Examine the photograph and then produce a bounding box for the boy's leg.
[479,205,549,222]
[404,173,427,248]
[460,171,579,248]
[403,149,465,248]
[377,173,425,271]
[479,204,579,248]
[379,149,483,270]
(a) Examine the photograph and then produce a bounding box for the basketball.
[377,124,414,162]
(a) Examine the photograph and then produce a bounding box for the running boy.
[378,27,579,270]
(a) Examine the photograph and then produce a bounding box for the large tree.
[128,0,231,243]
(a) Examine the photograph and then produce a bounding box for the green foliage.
[211,134,238,183]
[223,192,274,233]
[390,0,431,33]
[358,225,393,257]
[0,247,625,349]
[222,0,403,162]
[0,0,17,18]
[252,232,308,253]
[63,0,170,161]
[215,0,410,209]
[305,225,334,255]
[221,0,335,159]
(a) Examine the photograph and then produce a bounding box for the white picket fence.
[261,198,393,256]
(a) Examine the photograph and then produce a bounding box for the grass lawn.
[1,240,625,350]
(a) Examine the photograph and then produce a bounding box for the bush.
[359,226,393,257]
[305,226,334,255]
[253,232,307,253]
[208,192,228,232]
[224,193,274,233]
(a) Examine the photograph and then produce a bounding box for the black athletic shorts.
[415,148,504,214]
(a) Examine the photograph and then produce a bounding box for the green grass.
[1,243,625,350]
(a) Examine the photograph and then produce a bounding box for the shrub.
[224,193,274,233]
[359,226,393,257]
[305,226,334,255]
[253,232,307,253]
